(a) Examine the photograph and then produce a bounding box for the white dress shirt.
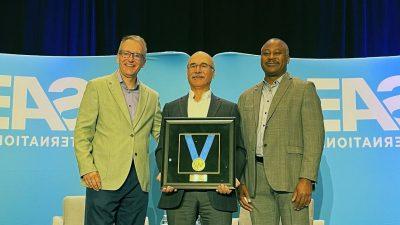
[187,90,211,118]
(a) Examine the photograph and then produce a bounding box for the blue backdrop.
[0,52,399,225]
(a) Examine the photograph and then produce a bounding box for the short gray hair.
[118,35,147,56]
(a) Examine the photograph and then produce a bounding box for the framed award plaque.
[161,117,235,189]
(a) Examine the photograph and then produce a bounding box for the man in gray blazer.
[155,51,246,225]
[237,38,325,225]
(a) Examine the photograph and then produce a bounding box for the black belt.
[255,156,264,163]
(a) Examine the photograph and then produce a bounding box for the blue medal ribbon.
[184,134,215,160]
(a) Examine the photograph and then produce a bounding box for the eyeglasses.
[187,63,214,71]
[119,50,144,60]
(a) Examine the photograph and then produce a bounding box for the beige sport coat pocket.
[286,146,304,154]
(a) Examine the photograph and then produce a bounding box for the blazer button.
[130,134,134,137]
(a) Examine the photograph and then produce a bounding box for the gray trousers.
[250,162,309,225]
[84,164,148,225]
[166,191,232,225]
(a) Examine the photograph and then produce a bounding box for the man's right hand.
[161,186,177,193]
[82,171,102,191]
[239,184,253,211]
[157,172,177,193]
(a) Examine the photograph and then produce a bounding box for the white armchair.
[53,196,85,225]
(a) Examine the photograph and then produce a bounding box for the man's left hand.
[216,184,232,194]
[291,178,312,210]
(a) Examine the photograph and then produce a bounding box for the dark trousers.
[166,191,232,225]
[85,164,148,225]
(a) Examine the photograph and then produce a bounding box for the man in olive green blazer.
[74,35,161,225]
[238,38,324,225]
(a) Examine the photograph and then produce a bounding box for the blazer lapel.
[266,73,292,123]
[178,95,189,117]
[207,94,221,117]
[253,82,264,127]
[107,74,132,126]
[132,84,149,130]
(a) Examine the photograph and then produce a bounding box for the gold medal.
[192,158,205,171]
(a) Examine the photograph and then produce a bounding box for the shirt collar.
[262,73,285,88]
[189,89,212,101]
[117,70,140,90]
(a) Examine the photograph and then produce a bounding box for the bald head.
[262,38,289,57]
[188,51,214,68]
[187,51,215,91]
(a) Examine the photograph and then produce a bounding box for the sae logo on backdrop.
[1,54,399,150]
[1,52,400,225]
[311,75,400,149]
[0,75,85,148]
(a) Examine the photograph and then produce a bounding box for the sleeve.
[73,81,99,177]
[236,94,248,184]
[299,82,325,182]
[155,102,168,172]
[152,95,162,142]
[232,104,247,181]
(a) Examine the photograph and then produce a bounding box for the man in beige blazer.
[74,35,161,225]
[238,38,325,225]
